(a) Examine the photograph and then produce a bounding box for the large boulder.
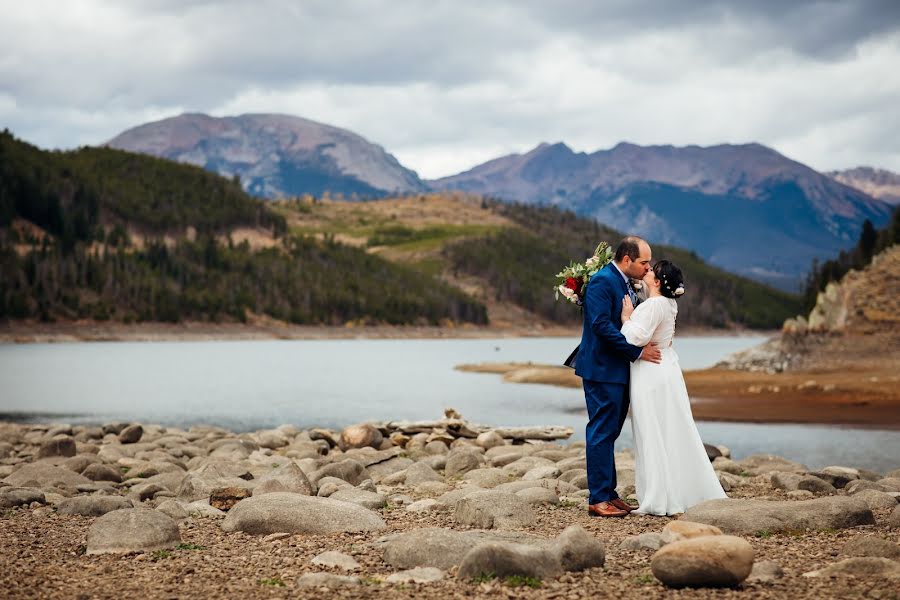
[57,496,133,517]
[802,557,900,579]
[681,497,875,534]
[651,535,755,588]
[380,528,545,570]
[840,536,900,560]
[457,542,563,580]
[220,492,385,535]
[552,525,605,571]
[0,487,45,508]
[3,463,91,489]
[86,509,181,555]
[454,491,535,529]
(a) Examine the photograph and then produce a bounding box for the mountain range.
[105,113,894,291]
[108,113,426,198]
[827,167,900,206]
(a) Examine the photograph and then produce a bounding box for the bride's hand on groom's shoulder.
[621,295,634,321]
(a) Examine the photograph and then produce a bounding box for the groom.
[575,236,660,517]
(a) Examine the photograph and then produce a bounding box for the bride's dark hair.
[653,260,686,299]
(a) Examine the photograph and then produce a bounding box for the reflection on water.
[0,336,897,473]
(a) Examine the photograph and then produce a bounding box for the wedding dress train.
[622,296,727,515]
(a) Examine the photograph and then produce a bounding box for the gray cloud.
[1,0,898,177]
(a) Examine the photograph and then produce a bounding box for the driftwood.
[381,418,573,441]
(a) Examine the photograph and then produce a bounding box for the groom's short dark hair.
[615,236,645,262]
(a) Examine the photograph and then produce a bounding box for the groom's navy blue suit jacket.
[574,264,643,383]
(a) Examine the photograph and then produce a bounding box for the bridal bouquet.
[554,242,614,306]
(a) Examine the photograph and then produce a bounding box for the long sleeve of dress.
[622,299,663,347]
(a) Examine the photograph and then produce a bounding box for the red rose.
[565,277,579,291]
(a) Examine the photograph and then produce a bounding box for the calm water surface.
[1,336,897,473]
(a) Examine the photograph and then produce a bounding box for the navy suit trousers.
[583,379,629,504]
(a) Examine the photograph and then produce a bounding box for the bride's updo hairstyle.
[653,260,686,299]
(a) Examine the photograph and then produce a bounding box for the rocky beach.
[2,414,899,599]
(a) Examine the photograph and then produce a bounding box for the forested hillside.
[443,201,802,329]
[0,132,486,325]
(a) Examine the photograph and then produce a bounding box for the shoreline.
[0,320,774,344]
[456,362,900,430]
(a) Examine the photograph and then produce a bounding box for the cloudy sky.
[1,0,899,178]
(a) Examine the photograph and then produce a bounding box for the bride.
[621,260,727,515]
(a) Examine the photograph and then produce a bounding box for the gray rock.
[155,499,189,521]
[118,425,144,444]
[737,454,806,476]
[183,499,226,519]
[86,508,181,555]
[522,466,561,481]
[494,479,579,496]
[254,461,315,496]
[445,451,483,478]
[311,550,360,571]
[379,527,545,570]
[406,499,442,513]
[810,466,859,489]
[424,440,449,454]
[455,491,535,529]
[475,431,506,450]
[309,459,370,486]
[37,435,76,459]
[57,496,133,516]
[889,504,900,528]
[876,477,900,492]
[81,464,124,483]
[385,567,445,584]
[501,456,555,477]
[414,481,450,495]
[220,492,386,535]
[620,532,664,551]
[0,487,46,508]
[747,560,784,583]
[852,489,899,510]
[457,542,563,580]
[3,463,92,489]
[329,488,387,510]
[297,573,361,588]
[515,487,559,505]
[365,456,414,483]
[60,455,98,474]
[681,497,875,534]
[176,472,251,502]
[461,468,509,488]
[769,471,801,490]
[798,476,836,495]
[840,536,900,559]
[651,535,755,588]
[802,557,900,579]
[405,462,443,486]
[552,525,605,571]
[846,479,893,495]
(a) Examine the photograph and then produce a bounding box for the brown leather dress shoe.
[609,498,636,513]
[587,502,628,518]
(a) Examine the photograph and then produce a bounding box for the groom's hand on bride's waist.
[639,343,662,363]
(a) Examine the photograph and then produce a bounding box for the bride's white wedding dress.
[622,296,727,515]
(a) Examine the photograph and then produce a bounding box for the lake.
[1,336,898,473]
